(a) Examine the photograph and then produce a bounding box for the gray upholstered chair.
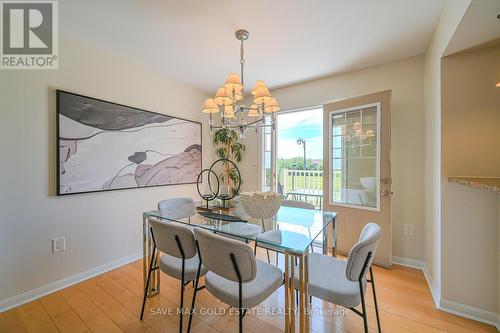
[281,199,316,252]
[295,223,382,333]
[188,228,283,333]
[140,218,207,333]
[255,199,316,266]
[218,222,262,243]
[158,197,196,220]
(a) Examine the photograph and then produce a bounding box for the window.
[329,103,380,210]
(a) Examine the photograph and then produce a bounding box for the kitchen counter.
[448,177,500,195]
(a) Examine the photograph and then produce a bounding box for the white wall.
[422,0,471,306]
[248,55,427,262]
[441,43,500,315]
[0,37,211,307]
[441,184,498,312]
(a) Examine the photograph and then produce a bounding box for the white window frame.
[260,118,276,192]
[328,102,381,212]
[260,105,323,192]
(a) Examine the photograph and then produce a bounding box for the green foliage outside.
[277,157,323,171]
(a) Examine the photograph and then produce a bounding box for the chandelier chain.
[240,39,245,89]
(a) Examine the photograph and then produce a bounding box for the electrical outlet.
[52,237,65,253]
[404,224,414,236]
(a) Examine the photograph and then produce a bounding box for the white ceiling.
[445,0,500,56]
[61,0,444,94]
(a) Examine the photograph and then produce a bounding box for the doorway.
[263,107,324,209]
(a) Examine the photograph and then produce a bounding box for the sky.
[277,107,323,159]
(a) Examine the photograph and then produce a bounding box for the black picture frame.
[56,89,202,196]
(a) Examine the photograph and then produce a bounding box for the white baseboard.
[0,251,142,313]
[439,299,499,330]
[391,256,425,269]
[422,263,441,308]
[392,256,499,331]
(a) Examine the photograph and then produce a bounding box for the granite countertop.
[448,177,500,195]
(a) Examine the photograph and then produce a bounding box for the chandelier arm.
[212,122,273,130]
[248,124,274,128]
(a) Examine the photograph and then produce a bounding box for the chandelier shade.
[253,86,273,104]
[202,29,279,138]
[230,88,243,101]
[224,73,243,90]
[251,80,267,96]
[247,105,260,117]
[224,105,236,118]
[214,88,233,105]
[202,98,220,113]
[264,98,280,113]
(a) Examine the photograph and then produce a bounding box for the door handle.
[381,177,391,184]
[381,190,393,197]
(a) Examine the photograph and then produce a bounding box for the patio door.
[323,90,392,267]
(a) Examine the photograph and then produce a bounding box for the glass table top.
[145,203,336,255]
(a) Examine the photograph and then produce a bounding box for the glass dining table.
[142,203,337,333]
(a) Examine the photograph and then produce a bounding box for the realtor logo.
[1,1,58,69]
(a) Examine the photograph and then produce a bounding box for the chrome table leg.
[143,213,160,297]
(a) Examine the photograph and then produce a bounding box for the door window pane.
[330,105,379,209]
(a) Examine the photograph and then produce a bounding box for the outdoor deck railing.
[281,169,324,208]
[282,169,323,194]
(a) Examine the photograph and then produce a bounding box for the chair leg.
[238,282,243,333]
[266,249,270,264]
[140,245,156,320]
[187,261,202,333]
[359,280,369,333]
[370,267,381,333]
[179,261,185,333]
[275,252,278,266]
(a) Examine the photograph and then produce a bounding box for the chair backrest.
[158,197,196,220]
[194,228,257,283]
[345,223,381,282]
[149,217,197,259]
[281,199,315,210]
[238,191,282,219]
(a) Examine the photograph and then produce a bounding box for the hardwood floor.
[0,250,496,333]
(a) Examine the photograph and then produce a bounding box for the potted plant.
[212,128,246,203]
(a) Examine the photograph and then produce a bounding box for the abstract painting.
[56,90,202,195]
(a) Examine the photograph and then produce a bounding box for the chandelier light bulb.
[224,105,236,119]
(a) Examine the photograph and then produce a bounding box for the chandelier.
[202,29,280,138]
